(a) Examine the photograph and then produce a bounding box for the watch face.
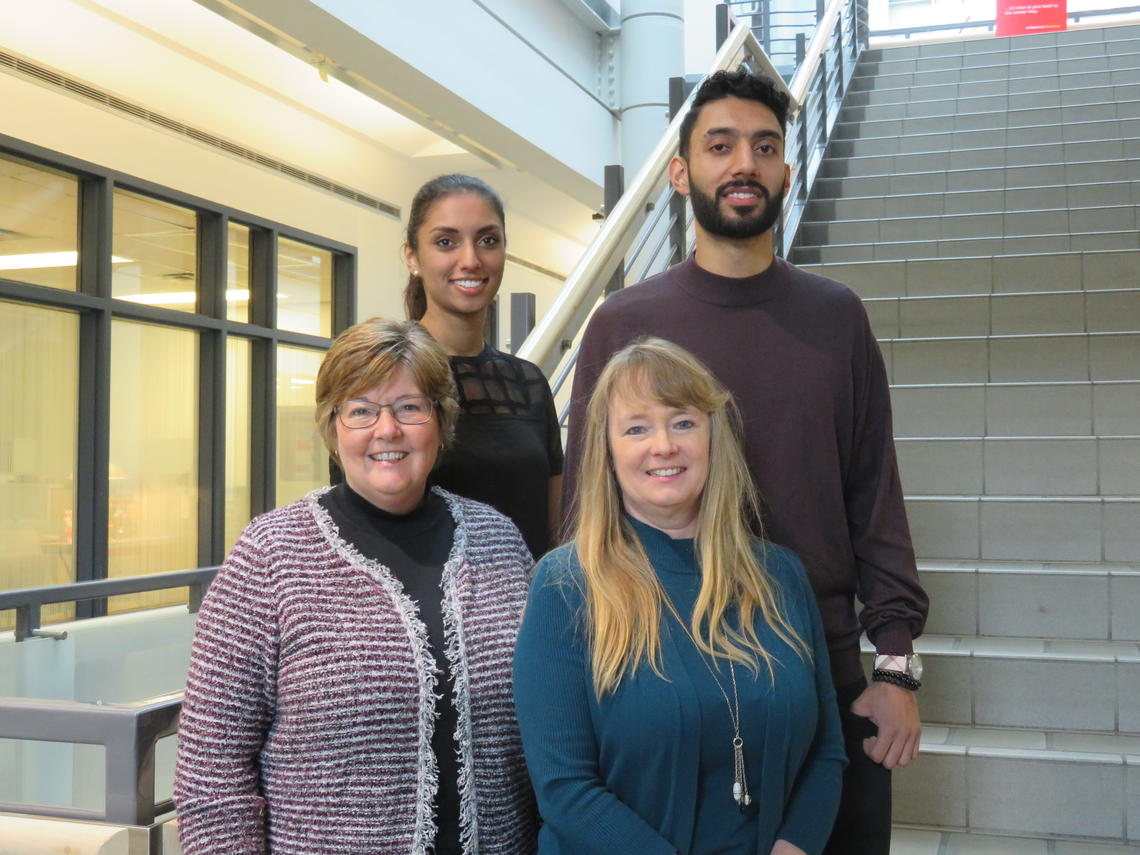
[909,654,924,681]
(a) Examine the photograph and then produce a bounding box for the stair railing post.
[603,164,626,297]
[668,75,693,266]
[762,0,772,56]
[715,3,735,51]
[510,292,536,354]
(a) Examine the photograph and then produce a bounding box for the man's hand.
[850,681,921,769]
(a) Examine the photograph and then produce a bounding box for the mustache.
[716,181,769,201]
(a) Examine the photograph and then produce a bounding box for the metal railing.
[0,567,219,850]
[0,566,218,642]
[0,693,182,827]
[869,3,1140,40]
[517,0,864,402]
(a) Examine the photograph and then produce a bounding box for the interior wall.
[0,71,409,320]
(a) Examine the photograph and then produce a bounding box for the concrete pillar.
[619,0,684,177]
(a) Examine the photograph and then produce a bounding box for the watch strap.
[872,668,921,691]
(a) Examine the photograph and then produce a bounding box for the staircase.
[791,23,1140,853]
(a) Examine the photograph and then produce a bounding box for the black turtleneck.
[318,482,460,855]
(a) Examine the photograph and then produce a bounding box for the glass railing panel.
[0,738,104,813]
[0,607,196,705]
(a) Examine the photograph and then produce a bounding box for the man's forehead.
[695,96,783,139]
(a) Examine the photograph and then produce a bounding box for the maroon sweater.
[564,256,928,685]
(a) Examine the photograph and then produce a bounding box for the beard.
[689,178,784,240]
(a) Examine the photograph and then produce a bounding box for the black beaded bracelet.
[872,668,921,691]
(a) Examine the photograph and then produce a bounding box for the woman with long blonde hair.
[513,337,844,855]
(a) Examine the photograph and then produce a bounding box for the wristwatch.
[872,653,923,690]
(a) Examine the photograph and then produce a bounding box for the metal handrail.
[0,566,219,641]
[518,0,862,386]
[0,693,182,826]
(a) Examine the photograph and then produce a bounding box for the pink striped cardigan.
[174,487,538,855]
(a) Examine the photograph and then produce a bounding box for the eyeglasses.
[335,395,436,429]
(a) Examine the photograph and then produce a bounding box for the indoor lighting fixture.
[0,251,132,270]
[116,289,282,306]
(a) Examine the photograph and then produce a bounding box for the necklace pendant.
[733,781,742,803]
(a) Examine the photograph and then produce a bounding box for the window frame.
[0,133,358,618]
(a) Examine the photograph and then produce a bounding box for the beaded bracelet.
[871,668,921,691]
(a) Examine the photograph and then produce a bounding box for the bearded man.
[561,69,929,855]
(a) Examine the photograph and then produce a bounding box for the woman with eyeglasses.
[175,318,538,855]
[401,174,563,558]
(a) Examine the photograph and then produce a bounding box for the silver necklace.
[662,594,753,812]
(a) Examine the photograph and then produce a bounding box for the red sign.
[996,0,1068,37]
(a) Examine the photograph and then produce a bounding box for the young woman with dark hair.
[401,174,563,558]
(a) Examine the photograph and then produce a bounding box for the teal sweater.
[513,519,845,855]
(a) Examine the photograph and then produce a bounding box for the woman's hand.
[771,840,808,855]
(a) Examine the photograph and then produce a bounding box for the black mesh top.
[433,346,563,558]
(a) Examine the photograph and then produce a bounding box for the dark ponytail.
[403,174,506,321]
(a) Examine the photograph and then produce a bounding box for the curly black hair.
[678,69,790,159]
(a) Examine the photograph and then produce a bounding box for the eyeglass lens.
[338,396,433,428]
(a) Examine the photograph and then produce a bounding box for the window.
[0,301,79,625]
[112,191,198,311]
[0,153,79,291]
[277,237,333,336]
[0,144,356,629]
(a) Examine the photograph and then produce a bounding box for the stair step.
[839,88,1140,125]
[904,495,1139,562]
[862,23,1140,64]
[806,181,1140,220]
[917,560,1140,642]
[837,88,1140,134]
[797,250,1140,299]
[889,380,1140,439]
[845,60,1140,105]
[791,230,1139,264]
[883,330,1140,384]
[895,436,1140,497]
[891,723,1139,842]
[800,207,1140,247]
[811,159,1140,203]
[891,826,1140,854]
[857,31,1140,72]
[852,39,1140,89]
[827,120,1140,158]
[819,140,1140,179]
[861,634,1140,732]
[860,288,1140,339]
